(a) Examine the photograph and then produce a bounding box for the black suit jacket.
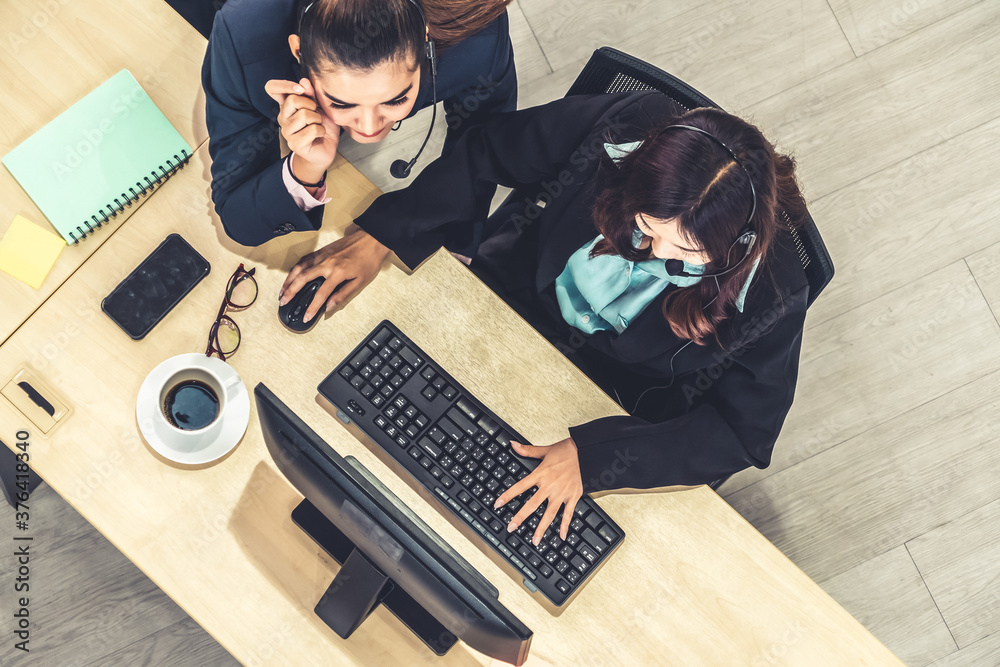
[356,92,809,492]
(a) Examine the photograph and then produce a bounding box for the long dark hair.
[591,107,808,346]
[297,0,512,75]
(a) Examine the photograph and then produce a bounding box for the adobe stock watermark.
[48,65,171,185]
[5,0,73,51]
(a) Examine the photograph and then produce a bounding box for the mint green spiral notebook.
[2,70,193,245]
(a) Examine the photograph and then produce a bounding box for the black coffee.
[163,380,219,430]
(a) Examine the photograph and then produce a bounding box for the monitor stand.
[291,499,458,656]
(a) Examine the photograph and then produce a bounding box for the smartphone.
[101,234,210,340]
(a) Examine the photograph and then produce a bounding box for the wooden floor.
[4,0,999,664]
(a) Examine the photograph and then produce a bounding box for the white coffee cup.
[140,354,243,453]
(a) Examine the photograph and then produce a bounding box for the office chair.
[487,47,834,492]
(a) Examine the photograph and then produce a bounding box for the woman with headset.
[202,0,516,247]
[282,90,810,545]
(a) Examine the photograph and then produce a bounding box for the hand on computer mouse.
[280,229,391,323]
[494,438,583,546]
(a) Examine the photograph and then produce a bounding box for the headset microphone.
[391,1,437,179]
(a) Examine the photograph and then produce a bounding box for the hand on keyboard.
[494,438,583,546]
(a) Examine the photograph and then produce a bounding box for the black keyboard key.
[555,579,570,595]
[389,336,402,350]
[570,555,589,573]
[379,384,393,398]
[395,435,408,447]
[420,366,435,381]
[446,408,477,437]
[441,476,454,489]
[399,347,421,366]
[528,554,542,568]
[450,464,463,477]
[414,414,429,429]
[373,415,388,429]
[359,365,373,379]
[418,437,442,459]
[479,509,492,523]
[349,349,370,368]
[430,466,443,479]
[458,490,472,504]
[490,519,503,534]
[566,569,581,585]
[598,524,620,544]
[405,424,420,438]
[404,405,418,419]
[392,395,408,410]
[442,385,457,400]
[555,559,569,574]
[360,384,375,398]
[432,376,447,390]
[369,355,384,369]
[408,447,422,460]
[559,545,573,559]
[540,564,553,578]
[578,543,598,564]
[582,528,607,554]
[370,374,384,388]
[371,327,392,347]
[570,518,584,532]
[495,432,511,447]
[420,456,433,470]
[567,533,581,547]
[478,416,500,436]
[460,474,474,487]
[399,366,414,378]
[455,397,479,421]
[350,375,364,389]
[421,385,436,401]
[506,535,520,548]
[545,550,559,564]
[585,512,603,530]
[371,395,385,407]
[438,417,463,441]
[338,366,352,379]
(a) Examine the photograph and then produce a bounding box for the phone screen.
[101,234,210,340]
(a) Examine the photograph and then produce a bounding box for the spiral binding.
[68,148,191,244]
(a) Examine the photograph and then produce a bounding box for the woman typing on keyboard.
[281,91,809,546]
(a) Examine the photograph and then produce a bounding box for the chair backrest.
[566,47,834,308]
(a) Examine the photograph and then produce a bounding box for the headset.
[651,124,758,280]
[298,0,438,180]
[390,0,438,179]
[617,124,762,414]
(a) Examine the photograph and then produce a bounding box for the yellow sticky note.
[0,215,66,289]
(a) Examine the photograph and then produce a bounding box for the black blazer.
[356,92,809,492]
[202,0,516,247]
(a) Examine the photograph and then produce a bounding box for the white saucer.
[136,353,250,465]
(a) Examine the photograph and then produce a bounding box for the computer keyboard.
[319,320,625,606]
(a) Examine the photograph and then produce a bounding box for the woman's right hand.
[264,77,340,181]
[279,230,392,323]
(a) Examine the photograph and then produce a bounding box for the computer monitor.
[254,384,532,665]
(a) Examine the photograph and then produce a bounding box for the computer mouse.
[278,277,326,333]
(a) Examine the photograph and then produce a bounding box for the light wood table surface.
[0,0,209,344]
[0,140,902,665]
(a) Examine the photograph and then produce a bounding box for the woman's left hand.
[494,437,583,546]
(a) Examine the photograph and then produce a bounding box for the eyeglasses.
[206,264,258,361]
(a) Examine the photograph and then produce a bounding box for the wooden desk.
[0,0,208,343]
[0,142,901,664]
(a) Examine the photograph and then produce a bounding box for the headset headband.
[659,124,757,231]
